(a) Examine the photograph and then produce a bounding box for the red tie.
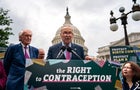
[24,47,29,59]
[66,51,70,60]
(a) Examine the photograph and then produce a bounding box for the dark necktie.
[24,46,29,59]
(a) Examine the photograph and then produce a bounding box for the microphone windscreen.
[67,47,72,52]
[61,46,66,51]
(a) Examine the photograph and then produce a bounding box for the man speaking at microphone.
[47,25,91,60]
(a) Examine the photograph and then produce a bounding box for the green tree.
[0,8,13,47]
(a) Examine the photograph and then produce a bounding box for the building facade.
[97,32,140,60]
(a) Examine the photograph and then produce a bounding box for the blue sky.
[0,0,140,56]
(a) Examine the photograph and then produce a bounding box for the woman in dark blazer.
[121,61,140,90]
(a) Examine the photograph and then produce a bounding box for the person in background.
[121,61,140,90]
[3,29,38,90]
[0,60,7,90]
[38,48,45,59]
[47,25,91,60]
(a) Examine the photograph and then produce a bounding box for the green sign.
[24,59,122,90]
[110,46,140,63]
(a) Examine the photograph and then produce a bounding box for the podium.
[24,59,122,90]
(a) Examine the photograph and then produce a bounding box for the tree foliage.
[0,8,13,47]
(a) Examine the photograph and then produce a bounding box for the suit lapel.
[18,43,26,64]
[19,43,25,58]
[71,43,78,59]
[29,46,33,58]
[71,43,75,59]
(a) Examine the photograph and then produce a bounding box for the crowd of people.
[0,26,140,90]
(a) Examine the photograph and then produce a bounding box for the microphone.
[67,47,83,60]
[56,46,66,59]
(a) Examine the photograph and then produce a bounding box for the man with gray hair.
[4,29,38,90]
[47,25,91,60]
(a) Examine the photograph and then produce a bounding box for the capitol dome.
[52,7,88,55]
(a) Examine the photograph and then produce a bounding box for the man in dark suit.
[47,25,91,60]
[3,29,38,90]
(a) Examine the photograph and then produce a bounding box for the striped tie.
[66,51,70,60]
[24,46,29,59]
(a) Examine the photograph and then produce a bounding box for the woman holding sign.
[121,61,140,90]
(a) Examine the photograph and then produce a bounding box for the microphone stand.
[56,46,66,59]
[67,47,83,60]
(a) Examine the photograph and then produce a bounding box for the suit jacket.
[122,79,140,90]
[3,43,38,90]
[47,42,84,60]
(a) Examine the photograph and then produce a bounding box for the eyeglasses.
[123,66,132,69]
